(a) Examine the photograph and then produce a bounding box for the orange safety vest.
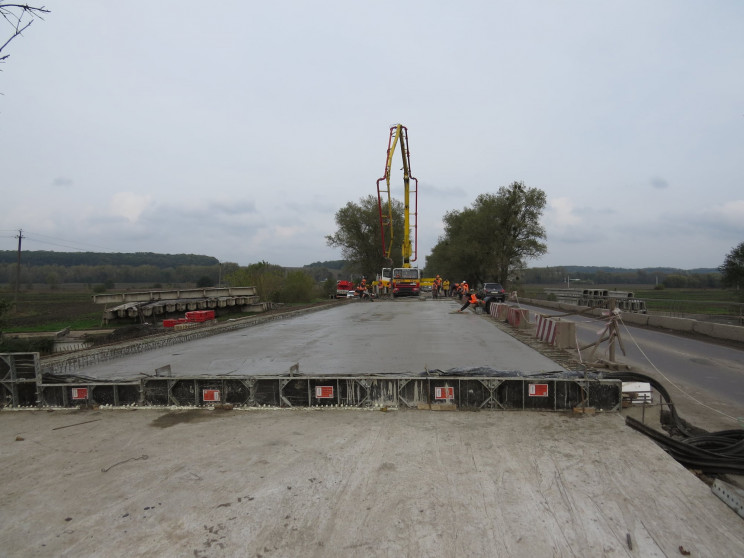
[469,293,478,304]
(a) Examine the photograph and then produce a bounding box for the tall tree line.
[425,182,547,288]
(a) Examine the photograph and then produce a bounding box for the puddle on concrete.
[150,410,218,428]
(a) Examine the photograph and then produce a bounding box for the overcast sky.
[2,1,742,270]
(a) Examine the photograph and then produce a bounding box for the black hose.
[608,371,744,476]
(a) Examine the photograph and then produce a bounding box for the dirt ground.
[2,407,743,558]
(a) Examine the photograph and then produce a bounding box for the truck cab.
[391,267,420,298]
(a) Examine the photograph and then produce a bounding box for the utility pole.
[14,229,24,308]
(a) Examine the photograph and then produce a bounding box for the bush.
[0,336,55,355]
[196,276,214,288]
[321,278,336,299]
[277,271,315,303]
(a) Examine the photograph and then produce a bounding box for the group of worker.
[352,274,483,310]
[430,275,483,312]
[354,278,373,301]
[432,276,469,299]
[431,275,448,299]
[452,279,484,313]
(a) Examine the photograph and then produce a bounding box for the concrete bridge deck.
[2,407,743,557]
[59,298,564,380]
[3,298,744,556]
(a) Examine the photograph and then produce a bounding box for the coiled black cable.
[605,371,744,476]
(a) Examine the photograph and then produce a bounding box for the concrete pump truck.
[376,124,420,298]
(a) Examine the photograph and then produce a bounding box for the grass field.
[0,285,332,334]
[1,288,102,332]
[520,284,743,318]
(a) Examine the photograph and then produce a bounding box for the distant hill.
[0,251,219,268]
[522,265,721,287]
[304,260,347,270]
[558,266,719,275]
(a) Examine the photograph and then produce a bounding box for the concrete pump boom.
[376,124,418,268]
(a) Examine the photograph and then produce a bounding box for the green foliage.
[196,275,215,288]
[278,271,316,303]
[302,265,343,283]
[321,278,336,298]
[0,250,218,268]
[226,263,318,303]
[225,261,285,301]
[520,266,721,287]
[426,182,547,289]
[719,242,744,294]
[0,336,55,355]
[0,252,226,287]
[304,260,346,270]
[0,297,13,326]
[326,196,405,279]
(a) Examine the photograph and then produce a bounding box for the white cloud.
[1,1,743,269]
[711,200,744,224]
[109,192,152,223]
[547,197,581,228]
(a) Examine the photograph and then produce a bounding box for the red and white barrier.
[489,303,510,321]
[534,314,576,348]
[535,314,558,345]
[507,307,530,328]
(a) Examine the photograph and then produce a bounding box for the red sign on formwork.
[529,383,549,397]
[71,388,88,400]
[435,386,454,400]
[203,389,220,402]
[315,386,334,399]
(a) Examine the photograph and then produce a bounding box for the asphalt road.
[520,302,744,428]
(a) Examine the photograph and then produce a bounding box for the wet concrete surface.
[75,299,564,380]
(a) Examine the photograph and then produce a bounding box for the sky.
[1,0,742,271]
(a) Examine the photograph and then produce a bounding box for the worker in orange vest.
[460,281,469,301]
[356,277,371,300]
[458,291,480,313]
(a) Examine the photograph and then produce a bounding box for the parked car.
[480,282,506,313]
[480,282,506,302]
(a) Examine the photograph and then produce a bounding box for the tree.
[225,261,284,302]
[1,3,50,65]
[278,270,316,303]
[719,242,744,294]
[196,275,214,288]
[326,195,405,279]
[426,182,547,289]
[0,296,12,327]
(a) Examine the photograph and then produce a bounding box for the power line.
[14,229,23,306]
[1,230,114,253]
[23,236,98,252]
[20,230,113,251]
